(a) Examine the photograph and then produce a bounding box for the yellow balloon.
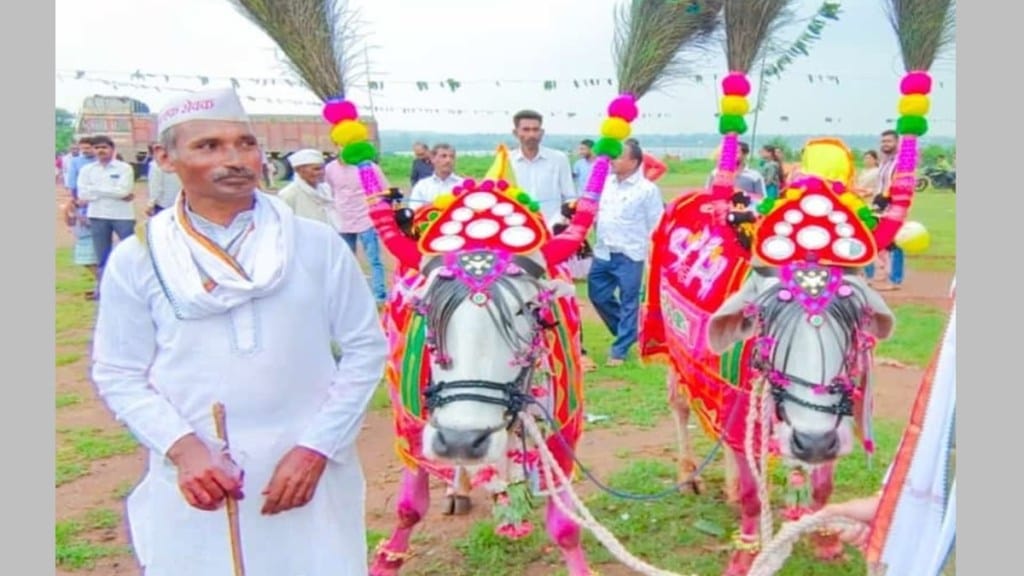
[600,117,632,141]
[898,94,930,117]
[895,220,930,254]
[720,95,750,116]
[330,120,369,147]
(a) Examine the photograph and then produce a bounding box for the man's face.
[577,144,592,159]
[296,163,325,186]
[414,145,428,160]
[514,119,544,149]
[93,142,114,163]
[432,148,455,175]
[612,153,640,176]
[880,134,898,155]
[79,143,95,158]
[156,120,263,201]
[70,145,80,156]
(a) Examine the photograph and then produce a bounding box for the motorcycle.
[915,165,956,192]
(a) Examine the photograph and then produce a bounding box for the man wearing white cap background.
[90,86,388,576]
[277,149,342,232]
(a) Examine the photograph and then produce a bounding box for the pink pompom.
[480,179,495,192]
[452,186,463,196]
[722,72,751,96]
[323,99,359,124]
[900,71,932,95]
[607,95,638,123]
[496,180,510,191]
[462,178,477,190]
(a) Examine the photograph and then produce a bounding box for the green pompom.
[592,137,624,159]
[756,198,776,215]
[427,211,439,221]
[718,114,748,135]
[340,141,377,165]
[863,214,878,229]
[896,115,928,136]
[528,201,541,213]
[516,192,532,204]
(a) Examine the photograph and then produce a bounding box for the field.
[54,157,955,575]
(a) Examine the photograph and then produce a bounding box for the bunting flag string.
[55,67,949,93]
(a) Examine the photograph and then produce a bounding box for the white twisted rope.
[520,413,696,576]
[747,513,866,576]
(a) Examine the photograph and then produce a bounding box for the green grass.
[56,427,139,487]
[56,393,83,409]
[56,511,130,570]
[877,304,949,367]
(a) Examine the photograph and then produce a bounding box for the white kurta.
[91,209,388,576]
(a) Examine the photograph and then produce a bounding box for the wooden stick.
[213,402,246,576]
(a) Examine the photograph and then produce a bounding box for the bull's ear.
[844,275,896,340]
[707,276,761,354]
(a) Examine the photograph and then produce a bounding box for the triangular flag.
[484,143,517,187]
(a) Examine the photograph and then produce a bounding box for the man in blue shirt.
[572,139,596,193]
[64,136,100,298]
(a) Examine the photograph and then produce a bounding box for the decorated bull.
[640,124,914,574]
[321,95,641,576]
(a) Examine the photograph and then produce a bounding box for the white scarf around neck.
[147,191,294,320]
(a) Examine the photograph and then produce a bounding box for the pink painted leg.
[724,448,762,576]
[545,489,594,576]
[807,463,845,562]
[370,468,430,576]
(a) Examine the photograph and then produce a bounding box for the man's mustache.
[213,167,258,181]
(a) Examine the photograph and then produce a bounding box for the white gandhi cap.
[157,87,250,136]
[287,149,326,168]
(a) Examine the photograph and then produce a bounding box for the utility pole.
[363,45,376,119]
[749,46,770,154]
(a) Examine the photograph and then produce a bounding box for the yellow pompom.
[330,120,369,147]
[898,94,930,117]
[784,188,801,201]
[600,117,632,141]
[895,220,930,254]
[434,192,456,210]
[720,95,750,116]
[839,192,860,208]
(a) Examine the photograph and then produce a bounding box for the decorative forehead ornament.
[751,139,876,326]
[417,177,549,305]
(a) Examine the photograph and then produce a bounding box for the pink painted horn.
[540,94,640,266]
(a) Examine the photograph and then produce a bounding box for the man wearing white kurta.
[91,87,388,576]
[507,109,577,230]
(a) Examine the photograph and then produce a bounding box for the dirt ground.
[54,183,953,575]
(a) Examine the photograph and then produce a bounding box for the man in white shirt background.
[507,109,577,230]
[407,143,463,210]
[147,150,182,216]
[76,135,137,297]
[587,140,665,367]
[91,86,387,576]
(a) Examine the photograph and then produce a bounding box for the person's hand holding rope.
[818,492,882,550]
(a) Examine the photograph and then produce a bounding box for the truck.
[73,94,380,182]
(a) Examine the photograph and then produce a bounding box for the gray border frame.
[957,1,1003,575]
[24,0,58,571]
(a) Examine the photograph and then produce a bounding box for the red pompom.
[900,71,932,95]
[721,72,751,97]
[607,95,639,122]
[323,99,358,124]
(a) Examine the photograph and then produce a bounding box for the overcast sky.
[55,0,956,136]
